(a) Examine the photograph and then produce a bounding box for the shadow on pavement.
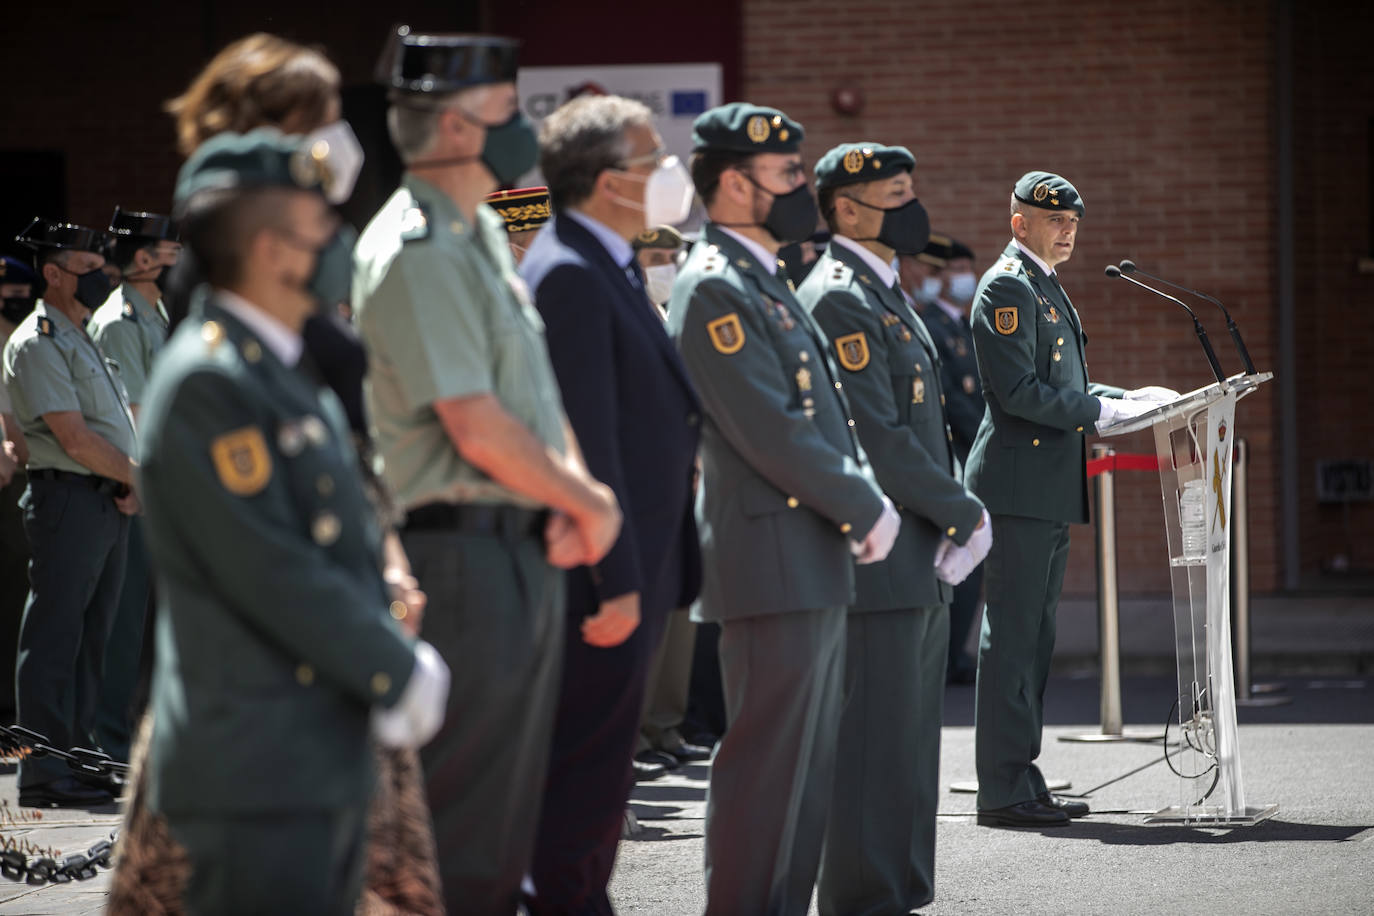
[625,824,703,842]
[1045,819,1371,845]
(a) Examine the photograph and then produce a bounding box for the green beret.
[174,128,334,209]
[691,103,803,154]
[1013,171,1084,216]
[814,142,915,191]
[632,225,685,252]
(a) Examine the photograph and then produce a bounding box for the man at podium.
[963,171,1175,827]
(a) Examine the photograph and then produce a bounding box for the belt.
[403,502,549,539]
[28,468,126,497]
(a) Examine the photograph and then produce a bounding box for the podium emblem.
[994,307,1019,335]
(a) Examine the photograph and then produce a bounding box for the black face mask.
[408,106,539,188]
[153,268,170,295]
[62,265,115,310]
[847,196,931,255]
[728,173,820,245]
[2,296,35,324]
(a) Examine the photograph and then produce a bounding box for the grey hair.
[539,95,653,210]
[386,90,462,164]
[1010,194,1023,218]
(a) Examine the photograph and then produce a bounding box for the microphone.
[1119,260,1256,375]
[1104,265,1226,384]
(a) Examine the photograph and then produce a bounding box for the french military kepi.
[1013,171,1084,216]
[813,142,915,191]
[691,102,803,153]
[173,128,338,209]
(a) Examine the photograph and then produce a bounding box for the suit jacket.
[916,297,984,465]
[964,242,1125,524]
[521,214,702,619]
[665,224,885,623]
[797,242,984,612]
[137,299,416,816]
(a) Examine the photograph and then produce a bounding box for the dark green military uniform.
[2,220,137,802]
[87,208,178,762]
[798,143,984,914]
[964,173,1124,812]
[138,133,420,912]
[666,103,888,916]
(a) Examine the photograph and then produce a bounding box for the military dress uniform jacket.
[797,243,984,612]
[916,299,983,463]
[964,242,1124,524]
[666,225,885,623]
[137,300,417,816]
[88,283,168,405]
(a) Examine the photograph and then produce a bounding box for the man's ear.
[1010,211,1027,239]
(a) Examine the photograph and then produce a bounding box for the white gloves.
[853,496,900,565]
[1125,386,1180,403]
[371,640,450,750]
[1096,396,1155,432]
[933,509,992,585]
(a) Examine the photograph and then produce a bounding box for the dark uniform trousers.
[705,606,846,916]
[974,514,1071,810]
[402,523,565,915]
[818,604,948,916]
[0,471,29,719]
[16,474,128,786]
[94,514,150,760]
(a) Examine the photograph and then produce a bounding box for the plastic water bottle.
[1179,479,1207,560]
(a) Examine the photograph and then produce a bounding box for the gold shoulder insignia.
[994,307,1019,335]
[707,313,746,354]
[121,301,136,321]
[210,426,272,496]
[201,320,224,351]
[835,331,870,371]
[37,317,53,337]
[400,205,430,242]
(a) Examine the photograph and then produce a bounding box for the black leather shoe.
[19,776,114,809]
[1039,793,1090,818]
[636,749,681,770]
[976,800,1070,828]
[661,740,712,762]
[632,757,667,782]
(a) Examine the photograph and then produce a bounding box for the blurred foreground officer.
[486,185,551,264]
[134,130,447,912]
[521,93,701,915]
[907,234,988,683]
[3,220,138,808]
[0,255,37,722]
[799,143,988,914]
[87,207,181,762]
[667,104,898,916]
[357,29,621,913]
[966,172,1172,828]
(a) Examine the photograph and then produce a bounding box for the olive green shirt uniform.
[88,282,168,406]
[798,173,983,909]
[667,219,886,916]
[965,188,1125,811]
[354,173,568,914]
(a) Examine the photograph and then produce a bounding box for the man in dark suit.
[519,94,702,915]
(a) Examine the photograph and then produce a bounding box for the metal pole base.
[1059,729,1166,743]
[1237,695,1293,707]
[1143,802,1279,826]
[949,778,1071,794]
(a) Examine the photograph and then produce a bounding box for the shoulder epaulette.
[698,244,728,275]
[400,204,430,243]
[36,316,53,337]
[121,301,137,321]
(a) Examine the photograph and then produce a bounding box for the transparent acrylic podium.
[1097,372,1278,826]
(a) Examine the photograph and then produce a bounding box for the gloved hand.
[964,509,993,567]
[1096,396,1154,432]
[371,640,450,750]
[936,543,979,585]
[1124,385,1180,403]
[854,496,900,565]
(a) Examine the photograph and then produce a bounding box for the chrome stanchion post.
[1233,437,1291,706]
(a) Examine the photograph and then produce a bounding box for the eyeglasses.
[615,146,668,170]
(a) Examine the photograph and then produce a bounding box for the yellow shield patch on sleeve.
[210,426,272,496]
[835,332,870,371]
[707,313,746,354]
[994,307,1020,335]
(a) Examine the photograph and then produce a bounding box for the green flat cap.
[692,102,803,154]
[174,128,336,208]
[917,232,952,268]
[1013,171,1084,216]
[632,225,686,251]
[814,142,914,191]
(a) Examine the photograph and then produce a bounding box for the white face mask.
[921,276,943,300]
[947,271,977,303]
[643,263,677,305]
[611,155,694,228]
[298,120,365,204]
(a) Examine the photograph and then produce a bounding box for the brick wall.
[741,0,1282,594]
